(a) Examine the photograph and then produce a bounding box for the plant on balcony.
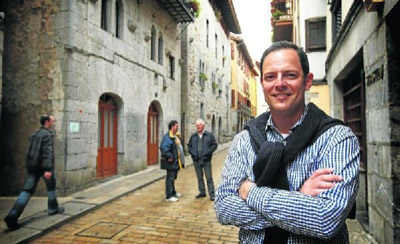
[190,0,201,18]
[272,9,284,20]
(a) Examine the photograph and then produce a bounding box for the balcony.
[158,0,195,23]
[271,0,293,42]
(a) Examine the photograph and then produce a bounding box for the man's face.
[196,123,204,133]
[261,49,313,118]
[171,123,179,134]
[46,116,55,129]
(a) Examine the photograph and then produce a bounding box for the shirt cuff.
[246,185,273,216]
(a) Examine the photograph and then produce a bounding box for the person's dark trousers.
[6,170,59,220]
[193,160,215,197]
[165,170,178,199]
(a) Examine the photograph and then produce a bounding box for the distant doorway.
[97,94,118,178]
[147,102,159,165]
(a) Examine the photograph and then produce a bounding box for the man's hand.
[43,171,52,180]
[168,158,173,162]
[300,168,343,196]
[239,179,255,201]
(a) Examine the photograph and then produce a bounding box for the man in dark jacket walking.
[4,115,64,230]
[160,120,183,202]
[188,119,218,201]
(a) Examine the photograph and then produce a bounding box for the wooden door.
[97,95,118,178]
[147,103,159,165]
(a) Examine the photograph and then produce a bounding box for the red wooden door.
[147,104,159,165]
[97,98,118,178]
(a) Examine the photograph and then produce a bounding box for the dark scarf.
[244,103,344,244]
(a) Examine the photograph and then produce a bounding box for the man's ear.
[305,73,313,91]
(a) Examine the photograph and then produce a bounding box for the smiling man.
[215,41,360,243]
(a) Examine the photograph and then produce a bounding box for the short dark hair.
[40,115,51,126]
[259,41,309,77]
[168,120,178,130]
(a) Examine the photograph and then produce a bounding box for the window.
[158,33,163,65]
[222,45,225,67]
[199,60,202,83]
[215,34,218,58]
[218,78,222,96]
[101,0,109,31]
[212,72,216,94]
[200,103,204,120]
[305,17,326,52]
[206,20,209,48]
[116,0,123,38]
[151,26,157,61]
[231,43,235,60]
[169,56,175,79]
[330,0,342,42]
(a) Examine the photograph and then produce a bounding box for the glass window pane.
[152,117,156,143]
[110,110,113,146]
[150,116,153,143]
[104,110,109,147]
[98,110,101,147]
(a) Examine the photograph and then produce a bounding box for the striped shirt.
[215,107,360,243]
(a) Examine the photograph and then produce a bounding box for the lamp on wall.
[144,34,151,42]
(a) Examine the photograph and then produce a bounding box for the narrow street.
[28,146,377,244]
[31,149,239,244]
[2,146,375,244]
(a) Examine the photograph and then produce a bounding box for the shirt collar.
[266,104,308,134]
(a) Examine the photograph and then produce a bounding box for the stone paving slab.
[61,201,97,216]
[22,211,70,230]
[1,226,41,244]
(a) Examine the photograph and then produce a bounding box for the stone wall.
[1,0,182,195]
[326,1,400,243]
[0,0,64,195]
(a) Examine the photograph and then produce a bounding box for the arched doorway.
[147,102,159,165]
[97,94,118,178]
[211,115,216,135]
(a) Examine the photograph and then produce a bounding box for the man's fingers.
[309,168,334,179]
[315,181,336,189]
[319,174,343,182]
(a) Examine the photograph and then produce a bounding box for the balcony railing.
[158,0,195,23]
[271,0,293,21]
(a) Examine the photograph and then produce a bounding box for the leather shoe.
[210,196,215,201]
[4,215,19,231]
[195,193,206,199]
[49,206,65,216]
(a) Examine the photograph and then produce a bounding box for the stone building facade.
[325,0,400,243]
[180,0,240,147]
[0,0,194,195]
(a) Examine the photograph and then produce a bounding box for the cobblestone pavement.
[31,148,377,244]
[32,149,239,244]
